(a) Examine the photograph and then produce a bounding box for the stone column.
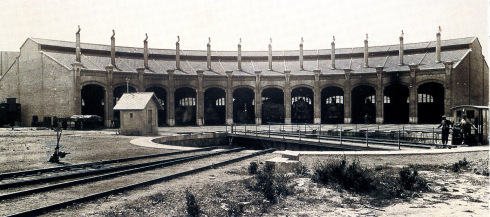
[105,65,114,127]
[408,64,418,123]
[226,70,233,125]
[375,67,384,124]
[444,62,454,118]
[254,70,262,125]
[167,70,175,126]
[313,70,321,124]
[136,67,145,92]
[284,70,291,124]
[71,62,83,116]
[343,69,352,123]
[111,30,116,66]
[197,70,204,126]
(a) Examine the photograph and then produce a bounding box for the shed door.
[148,109,153,133]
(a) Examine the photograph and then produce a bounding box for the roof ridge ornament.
[300,37,304,45]
[333,36,335,43]
[111,30,115,39]
[177,36,180,43]
[365,33,368,41]
[438,26,442,33]
[208,37,211,45]
[401,30,404,38]
[238,38,242,46]
[144,33,148,42]
[76,25,81,34]
[269,38,272,45]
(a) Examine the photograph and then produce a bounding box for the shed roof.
[113,92,164,110]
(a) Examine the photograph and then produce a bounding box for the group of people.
[437,114,476,145]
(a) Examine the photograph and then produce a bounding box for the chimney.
[436,26,441,63]
[364,33,369,67]
[299,37,304,71]
[331,36,336,69]
[111,30,116,66]
[237,38,242,71]
[176,36,180,70]
[399,30,404,65]
[207,37,211,70]
[75,25,81,63]
[144,33,149,69]
[268,38,272,71]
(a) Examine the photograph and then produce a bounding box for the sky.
[0,0,488,57]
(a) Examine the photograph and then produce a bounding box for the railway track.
[1,147,275,217]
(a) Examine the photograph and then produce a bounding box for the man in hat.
[460,114,477,145]
[437,115,452,146]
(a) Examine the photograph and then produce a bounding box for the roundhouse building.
[0,30,487,127]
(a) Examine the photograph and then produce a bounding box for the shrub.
[185,190,200,217]
[227,202,244,217]
[248,162,258,175]
[312,158,374,193]
[398,167,427,192]
[253,164,292,203]
[452,157,469,173]
[294,165,310,177]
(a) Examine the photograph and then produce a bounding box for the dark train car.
[451,105,488,145]
[0,98,21,127]
[262,100,284,124]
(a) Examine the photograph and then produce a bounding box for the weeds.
[398,167,428,191]
[294,165,310,177]
[185,190,200,217]
[248,162,258,175]
[312,158,374,193]
[253,164,293,203]
[452,158,469,172]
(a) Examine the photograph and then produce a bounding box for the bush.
[253,164,292,203]
[185,190,200,217]
[398,167,427,192]
[452,157,469,173]
[294,165,310,177]
[227,202,244,217]
[312,158,374,193]
[248,162,258,175]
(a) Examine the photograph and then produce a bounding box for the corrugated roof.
[114,92,163,110]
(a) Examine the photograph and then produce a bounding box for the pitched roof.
[30,37,477,75]
[113,92,164,110]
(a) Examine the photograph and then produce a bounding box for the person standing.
[437,115,452,146]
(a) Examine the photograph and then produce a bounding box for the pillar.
[226,70,233,125]
[197,70,204,126]
[343,69,352,123]
[313,69,321,124]
[436,27,441,63]
[254,70,262,124]
[399,31,404,65]
[444,62,454,118]
[375,67,384,124]
[143,34,149,69]
[71,62,83,116]
[137,67,145,92]
[364,34,369,67]
[408,64,418,123]
[299,38,304,71]
[167,70,175,126]
[111,30,116,66]
[284,70,291,124]
[105,65,114,127]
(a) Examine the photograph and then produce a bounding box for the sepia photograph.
[0,0,489,216]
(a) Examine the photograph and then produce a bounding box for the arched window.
[418,94,434,103]
[215,97,225,106]
[179,97,196,106]
[292,96,312,105]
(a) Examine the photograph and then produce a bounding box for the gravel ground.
[0,127,488,216]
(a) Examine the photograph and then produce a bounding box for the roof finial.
[238,38,242,46]
[208,37,211,45]
[76,25,81,34]
[333,36,335,43]
[176,36,180,43]
[144,33,148,42]
[111,30,115,39]
[300,37,304,44]
[401,30,404,37]
[438,26,442,33]
[269,38,272,45]
[365,33,368,41]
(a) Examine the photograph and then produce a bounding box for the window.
[130,113,133,119]
[179,97,196,106]
[326,96,343,104]
[418,94,433,103]
[467,110,475,119]
[216,97,225,106]
[365,95,375,104]
[383,96,390,104]
[292,96,312,105]
[148,109,152,124]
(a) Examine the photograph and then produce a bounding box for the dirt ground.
[0,127,488,216]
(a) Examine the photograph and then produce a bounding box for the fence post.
[256,125,258,136]
[366,128,369,147]
[432,127,435,144]
[340,127,343,145]
[318,124,321,143]
[268,123,271,138]
[377,125,380,138]
[226,125,228,133]
[398,130,401,150]
[245,125,247,135]
[402,126,405,140]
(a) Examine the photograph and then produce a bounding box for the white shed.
[113,92,163,136]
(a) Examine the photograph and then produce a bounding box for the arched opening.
[321,86,344,124]
[145,86,167,126]
[233,88,255,124]
[418,82,444,124]
[204,87,226,125]
[262,87,284,124]
[81,84,105,126]
[352,85,376,124]
[175,87,196,126]
[384,84,409,124]
[113,85,137,127]
[291,87,314,123]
